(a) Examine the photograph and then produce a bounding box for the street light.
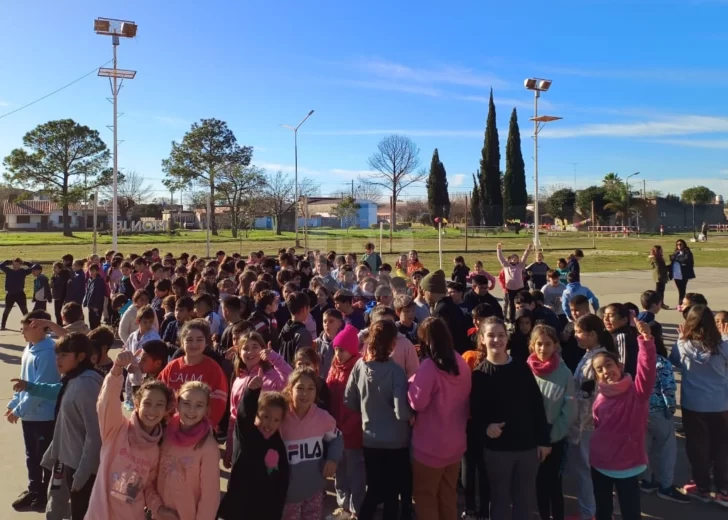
[95,17,137,250]
[626,171,640,227]
[524,78,561,250]
[281,109,315,249]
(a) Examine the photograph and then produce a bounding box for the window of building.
[16,215,30,224]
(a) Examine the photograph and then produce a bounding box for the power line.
[0,59,113,120]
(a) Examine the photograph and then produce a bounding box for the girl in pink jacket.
[589,319,656,520]
[147,381,221,520]
[496,242,532,323]
[85,351,174,520]
[225,331,291,467]
[407,317,471,520]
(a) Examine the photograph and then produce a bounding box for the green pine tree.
[479,89,503,226]
[426,148,450,227]
[503,107,527,222]
[471,173,482,225]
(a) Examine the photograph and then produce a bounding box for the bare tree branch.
[364,134,423,229]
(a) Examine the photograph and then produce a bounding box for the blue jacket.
[82,276,105,309]
[8,338,60,421]
[562,282,600,320]
[117,276,135,299]
[670,338,728,412]
[649,355,677,416]
[0,260,33,294]
[32,273,52,303]
[66,270,86,304]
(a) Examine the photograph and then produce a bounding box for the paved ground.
[0,268,727,519]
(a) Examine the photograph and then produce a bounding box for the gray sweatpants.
[334,448,367,515]
[643,411,677,489]
[46,474,70,520]
[484,448,539,520]
[567,430,596,519]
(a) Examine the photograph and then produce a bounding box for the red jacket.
[326,354,363,449]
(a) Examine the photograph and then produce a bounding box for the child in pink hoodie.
[589,319,656,520]
[146,381,220,520]
[407,317,472,520]
[225,330,291,467]
[496,242,532,323]
[358,305,420,378]
[85,351,174,520]
[280,367,343,520]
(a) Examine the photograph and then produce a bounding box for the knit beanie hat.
[332,324,360,356]
[420,271,447,294]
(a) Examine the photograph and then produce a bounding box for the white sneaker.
[326,509,352,520]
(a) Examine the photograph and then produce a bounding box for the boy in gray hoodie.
[344,320,412,520]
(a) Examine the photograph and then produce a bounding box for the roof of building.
[2,200,83,215]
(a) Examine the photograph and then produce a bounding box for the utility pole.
[93,188,99,255]
[465,195,469,252]
[351,180,354,199]
[95,18,138,249]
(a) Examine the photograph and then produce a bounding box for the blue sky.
[2,0,728,203]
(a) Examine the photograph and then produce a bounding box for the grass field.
[1,228,727,282]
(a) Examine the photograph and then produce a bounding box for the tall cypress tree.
[503,107,527,222]
[479,89,502,225]
[426,148,450,227]
[471,173,482,225]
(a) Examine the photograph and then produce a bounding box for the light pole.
[281,110,315,249]
[626,171,640,227]
[524,78,561,250]
[95,18,137,250]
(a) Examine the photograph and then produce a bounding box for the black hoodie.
[508,309,533,363]
[432,296,470,354]
[277,320,313,365]
[611,324,639,379]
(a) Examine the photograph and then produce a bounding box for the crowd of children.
[1,240,726,520]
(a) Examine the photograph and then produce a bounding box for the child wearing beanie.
[326,324,366,519]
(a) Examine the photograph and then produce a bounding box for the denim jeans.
[643,411,677,488]
[567,430,596,519]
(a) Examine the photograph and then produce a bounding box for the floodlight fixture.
[94,17,138,250]
[98,68,136,79]
[524,77,560,250]
[530,115,562,123]
[94,18,138,38]
[524,78,552,92]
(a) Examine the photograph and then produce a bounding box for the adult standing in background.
[670,239,695,312]
[701,221,709,241]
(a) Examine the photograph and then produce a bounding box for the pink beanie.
[333,324,360,357]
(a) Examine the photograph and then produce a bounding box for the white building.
[2,200,107,231]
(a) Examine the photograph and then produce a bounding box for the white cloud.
[652,139,728,149]
[330,168,377,179]
[258,162,321,176]
[0,100,10,107]
[455,94,554,110]
[451,174,465,187]
[309,129,482,138]
[340,79,442,97]
[154,115,191,128]
[539,64,728,86]
[356,58,509,90]
[541,115,728,139]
